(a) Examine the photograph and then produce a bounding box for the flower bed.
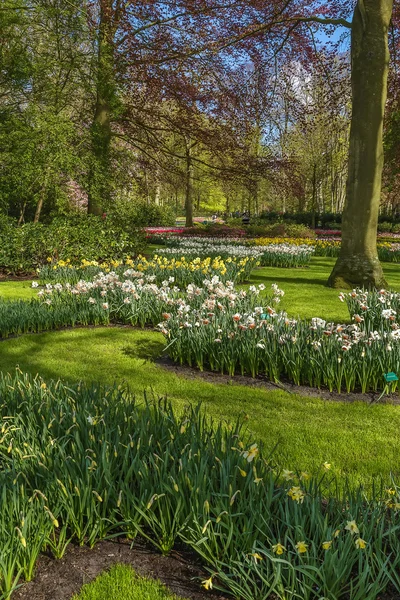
[158,281,400,393]
[0,274,391,393]
[2,370,400,600]
[38,254,258,286]
[160,238,314,268]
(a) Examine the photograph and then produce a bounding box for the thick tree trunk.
[328,0,393,289]
[88,0,115,216]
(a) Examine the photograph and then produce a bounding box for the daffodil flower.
[345,520,359,535]
[272,543,286,555]
[202,576,213,590]
[295,541,308,554]
[322,540,332,550]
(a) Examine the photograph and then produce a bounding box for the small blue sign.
[260,313,270,320]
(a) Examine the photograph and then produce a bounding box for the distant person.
[242,211,250,226]
[212,214,217,222]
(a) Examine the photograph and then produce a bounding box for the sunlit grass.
[1,257,400,488]
[0,281,36,301]
[1,326,400,488]
[247,257,400,322]
[72,564,184,600]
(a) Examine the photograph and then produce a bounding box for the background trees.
[1,0,400,286]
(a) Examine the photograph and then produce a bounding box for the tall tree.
[328,0,394,288]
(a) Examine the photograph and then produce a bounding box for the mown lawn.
[248,257,400,322]
[1,257,400,488]
[73,564,183,600]
[1,326,399,488]
[0,280,37,301]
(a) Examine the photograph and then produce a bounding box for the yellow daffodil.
[355,538,367,550]
[287,486,306,503]
[323,462,331,471]
[272,543,286,555]
[282,469,295,481]
[295,541,308,554]
[202,576,213,590]
[250,552,263,563]
[322,540,332,550]
[242,443,259,462]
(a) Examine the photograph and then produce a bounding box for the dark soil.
[0,271,36,281]
[13,537,229,600]
[157,356,400,405]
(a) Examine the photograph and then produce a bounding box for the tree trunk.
[184,139,194,227]
[87,0,115,216]
[328,0,393,288]
[18,202,26,225]
[33,193,44,223]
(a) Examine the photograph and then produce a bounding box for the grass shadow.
[122,339,165,361]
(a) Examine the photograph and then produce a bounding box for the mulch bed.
[13,537,229,600]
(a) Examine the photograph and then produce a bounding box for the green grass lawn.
[0,280,37,301]
[1,257,400,488]
[73,565,184,600]
[1,326,399,488]
[248,257,400,322]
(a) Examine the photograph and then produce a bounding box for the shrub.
[247,223,316,239]
[108,199,175,228]
[378,221,393,233]
[0,216,147,274]
[226,217,244,227]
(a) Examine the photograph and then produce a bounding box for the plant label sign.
[384,372,398,383]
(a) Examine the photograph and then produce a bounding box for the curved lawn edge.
[0,326,399,488]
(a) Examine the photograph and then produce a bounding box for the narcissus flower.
[287,486,306,503]
[272,543,286,555]
[282,469,295,481]
[249,552,263,563]
[355,538,367,550]
[242,443,259,462]
[322,540,332,550]
[345,520,359,535]
[295,541,308,554]
[202,576,213,590]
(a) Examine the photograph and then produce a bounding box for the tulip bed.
[160,237,314,268]
[2,371,400,600]
[0,269,399,393]
[251,237,400,262]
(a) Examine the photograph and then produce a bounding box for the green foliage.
[378,221,393,233]
[108,199,175,228]
[1,371,400,599]
[247,224,316,239]
[73,565,182,600]
[0,217,146,273]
